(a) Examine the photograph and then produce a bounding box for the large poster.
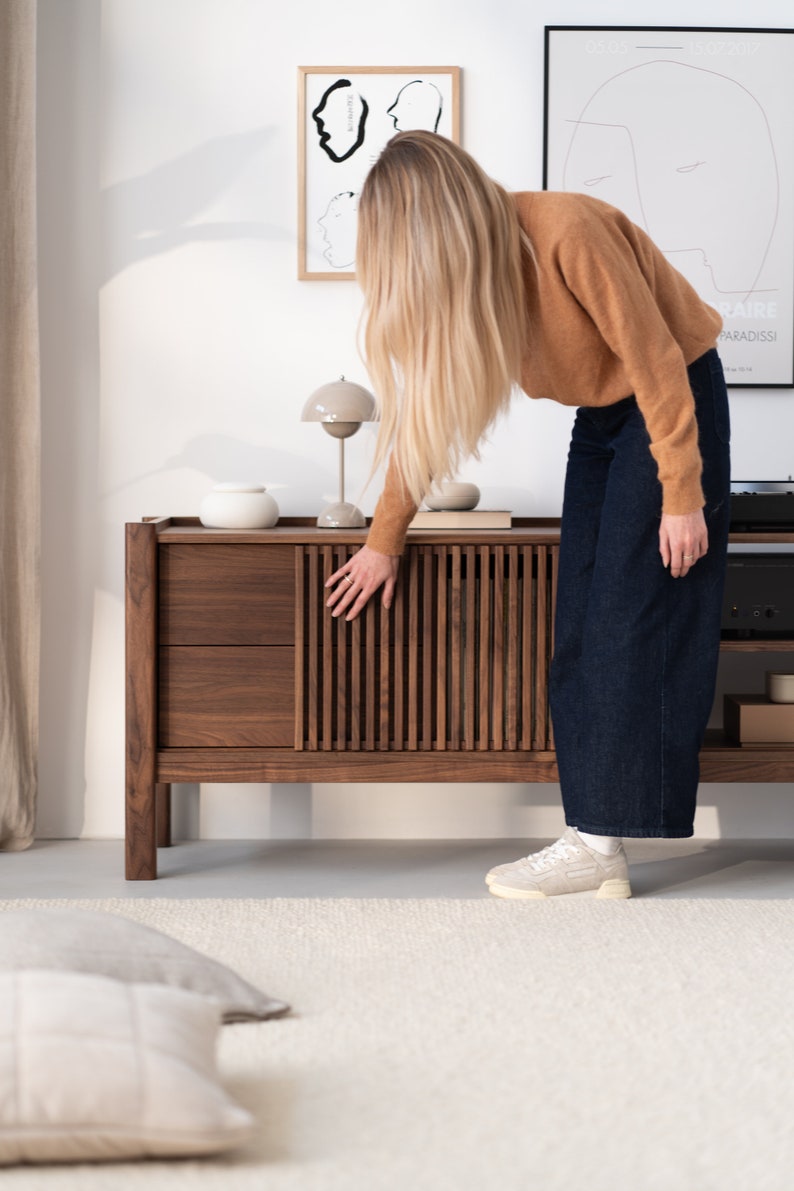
[298,67,460,280]
[544,27,794,387]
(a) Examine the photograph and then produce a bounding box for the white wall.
[37,0,794,842]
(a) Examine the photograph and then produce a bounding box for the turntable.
[729,480,794,532]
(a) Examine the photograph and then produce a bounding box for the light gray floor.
[1,837,792,899]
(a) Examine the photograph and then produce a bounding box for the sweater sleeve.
[365,454,418,555]
[557,204,709,515]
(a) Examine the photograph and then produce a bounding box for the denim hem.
[569,820,695,839]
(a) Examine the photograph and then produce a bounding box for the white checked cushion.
[0,909,289,1022]
[0,970,254,1165]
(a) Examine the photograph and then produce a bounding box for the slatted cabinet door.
[296,542,558,752]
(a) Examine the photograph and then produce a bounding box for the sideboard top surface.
[137,516,565,545]
[134,516,794,547]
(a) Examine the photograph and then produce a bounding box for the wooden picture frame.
[298,66,461,281]
[544,27,794,387]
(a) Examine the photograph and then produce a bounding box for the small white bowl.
[199,483,279,529]
[424,481,480,512]
[766,671,794,703]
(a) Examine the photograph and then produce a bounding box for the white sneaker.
[486,827,632,900]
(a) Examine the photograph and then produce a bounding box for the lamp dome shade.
[301,378,377,424]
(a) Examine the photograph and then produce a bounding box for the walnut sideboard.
[125,517,794,878]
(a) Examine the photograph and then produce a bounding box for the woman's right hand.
[325,545,400,621]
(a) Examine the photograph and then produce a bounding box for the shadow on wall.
[102,127,289,279]
[103,433,336,523]
[37,0,293,839]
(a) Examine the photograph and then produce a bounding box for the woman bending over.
[326,131,730,900]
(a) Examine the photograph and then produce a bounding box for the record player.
[729,480,794,531]
[723,480,794,639]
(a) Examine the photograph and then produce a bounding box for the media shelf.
[721,639,794,652]
[125,518,794,878]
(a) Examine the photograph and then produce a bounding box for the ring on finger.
[683,553,696,562]
[343,574,355,586]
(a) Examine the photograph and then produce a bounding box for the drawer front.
[159,647,294,746]
[159,544,294,645]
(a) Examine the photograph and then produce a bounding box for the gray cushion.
[0,908,288,1022]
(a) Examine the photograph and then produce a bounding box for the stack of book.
[723,694,794,745]
[407,509,512,530]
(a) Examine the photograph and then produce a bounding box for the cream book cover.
[408,509,512,530]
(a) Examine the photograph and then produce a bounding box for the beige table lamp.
[301,376,377,527]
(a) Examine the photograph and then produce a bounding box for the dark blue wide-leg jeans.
[548,349,731,837]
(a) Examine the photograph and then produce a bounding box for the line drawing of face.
[561,61,779,299]
[312,79,369,163]
[317,191,359,268]
[387,80,443,132]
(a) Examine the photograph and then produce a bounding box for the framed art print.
[544,27,794,386]
[298,66,461,280]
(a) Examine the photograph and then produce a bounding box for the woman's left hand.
[659,509,708,578]
[325,544,400,620]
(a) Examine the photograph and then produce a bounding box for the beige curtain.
[1,0,40,850]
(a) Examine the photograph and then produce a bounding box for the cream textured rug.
[1,897,792,1191]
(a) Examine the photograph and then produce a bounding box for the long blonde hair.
[356,131,531,506]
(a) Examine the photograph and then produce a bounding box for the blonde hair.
[356,131,532,506]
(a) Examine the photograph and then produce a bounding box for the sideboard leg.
[125,779,157,880]
[156,783,172,848]
[125,521,159,880]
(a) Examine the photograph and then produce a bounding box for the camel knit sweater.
[366,191,723,556]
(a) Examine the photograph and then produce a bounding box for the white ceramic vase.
[199,483,279,529]
[423,481,481,511]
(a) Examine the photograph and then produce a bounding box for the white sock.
[574,828,621,855]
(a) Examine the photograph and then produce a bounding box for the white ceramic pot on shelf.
[766,671,794,703]
[423,481,481,511]
[199,483,279,529]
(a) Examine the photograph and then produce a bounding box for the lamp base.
[316,501,366,529]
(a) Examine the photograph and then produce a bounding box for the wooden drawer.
[159,647,294,746]
[159,544,294,645]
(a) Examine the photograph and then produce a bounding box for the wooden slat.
[322,545,334,750]
[407,548,420,750]
[393,556,405,748]
[307,548,319,749]
[477,546,491,750]
[506,546,520,750]
[534,547,548,749]
[491,546,504,751]
[364,592,376,749]
[421,548,434,750]
[464,546,477,750]
[379,597,391,750]
[449,546,462,749]
[548,545,559,751]
[294,547,305,749]
[520,546,533,751]
[435,547,448,750]
[350,606,362,750]
[335,547,349,750]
